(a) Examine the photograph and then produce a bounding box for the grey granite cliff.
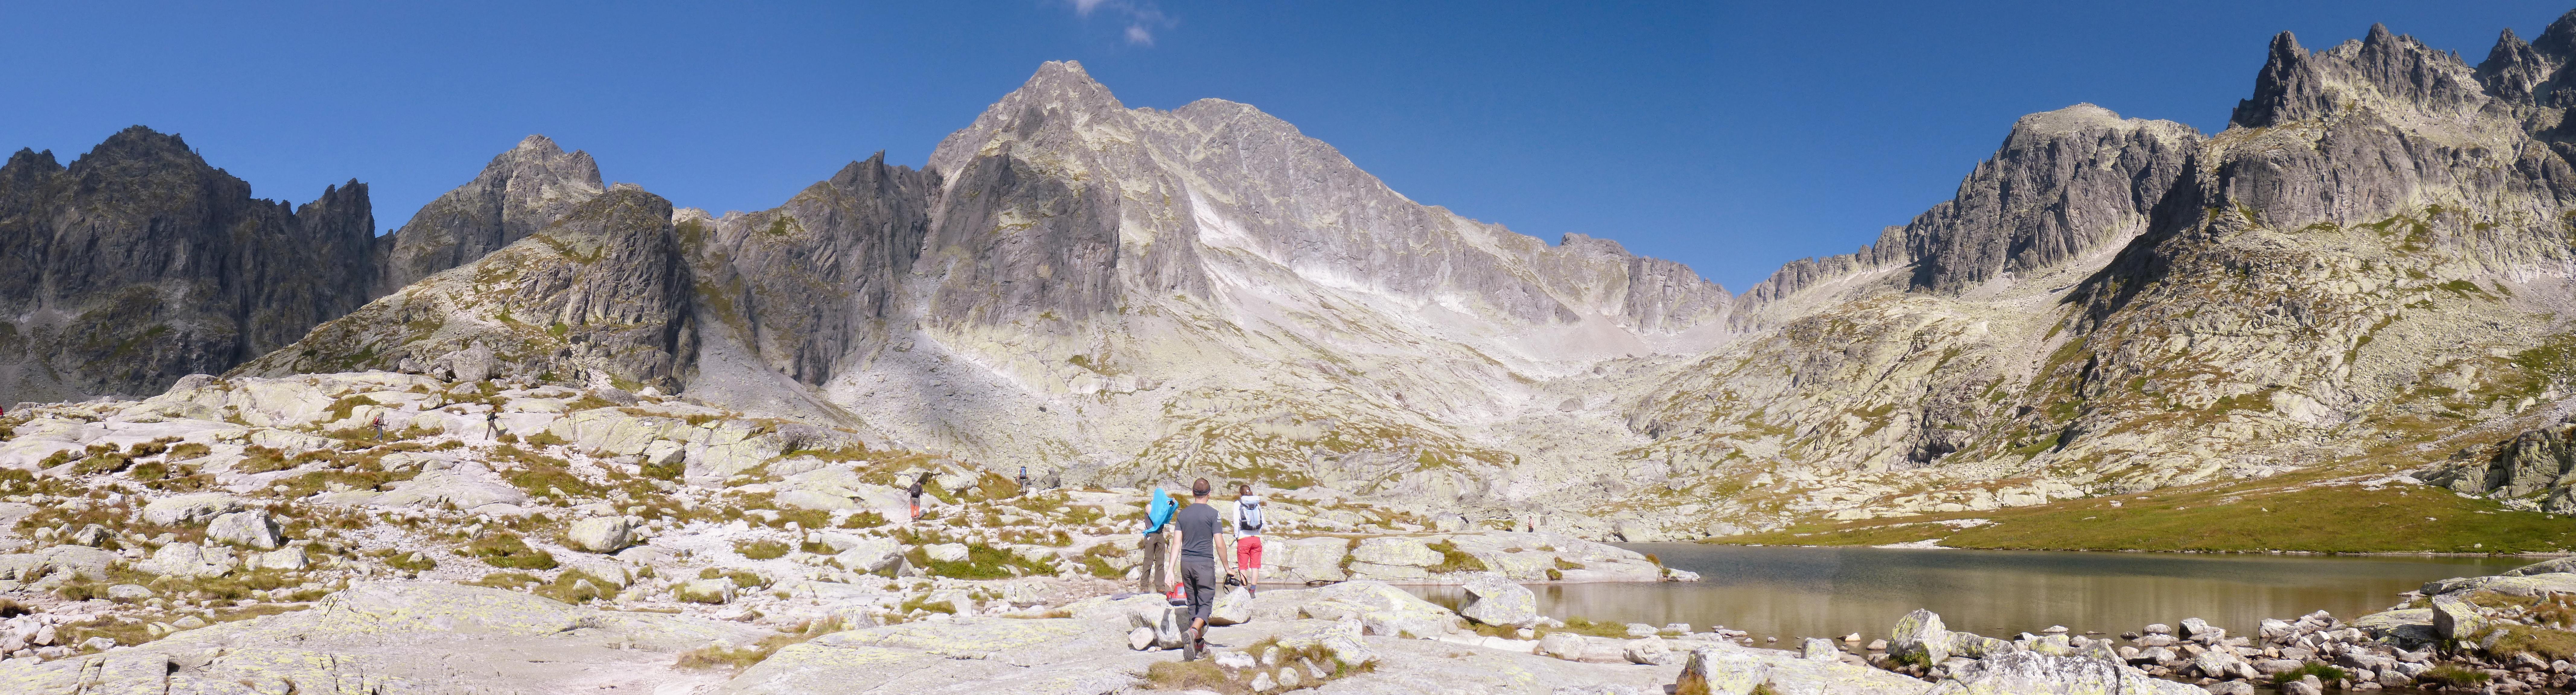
[0,127,376,403]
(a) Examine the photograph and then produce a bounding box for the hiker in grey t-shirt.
[1172,477,1232,660]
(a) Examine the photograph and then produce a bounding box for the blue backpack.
[1145,487,1175,532]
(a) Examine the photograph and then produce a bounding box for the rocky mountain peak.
[2478,27,2554,104]
[3,148,61,177]
[372,134,605,295]
[2534,9,2576,60]
[2230,24,2486,129]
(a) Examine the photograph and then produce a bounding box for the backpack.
[1238,498,1263,531]
[1146,487,1175,531]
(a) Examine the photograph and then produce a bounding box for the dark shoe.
[1182,629,1201,661]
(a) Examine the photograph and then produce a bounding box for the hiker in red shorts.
[1230,483,1266,597]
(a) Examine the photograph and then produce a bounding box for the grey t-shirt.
[1175,502,1222,561]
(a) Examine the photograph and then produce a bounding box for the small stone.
[1802,638,1839,661]
[1214,650,1256,669]
[1262,646,1280,666]
[1249,671,1275,692]
[1843,632,1862,642]
[1277,666,1302,689]
[106,584,152,602]
[925,543,969,562]
[2205,681,2255,695]
[1868,639,1889,651]
[1629,636,1677,665]
[171,615,208,630]
[1128,626,1155,651]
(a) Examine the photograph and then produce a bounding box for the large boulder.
[1891,608,1950,665]
[564,516,635,553]
[1265,536,1353,583]
[1936,651,2204,695]
[2431,594,2483,639]
[140,543,237,578]
[1346,536,1443,580]
[833,537,902,573]
[1295,580,1460,639]
[250,546,308,572]
[1459,573,1538,627]
[206,511,282,549]
[2504,556,2576,577]
[142,494,244,526]
[1270,618,1377,667]
[1674,643,1936,695]
[2191,647,2255,681]
[0,545,117,581]
[1208,587,1255,626]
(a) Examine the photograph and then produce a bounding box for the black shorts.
[1180,558,1219,621]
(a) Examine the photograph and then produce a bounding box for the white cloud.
[1061,0,1173,47]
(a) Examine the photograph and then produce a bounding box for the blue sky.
[4,1,2572,291]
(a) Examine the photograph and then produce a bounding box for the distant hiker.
[371,413,384,441]
[1017,466,1030,495]
[908,474,930,521]
[1140,485,1177,595]
[484,410,499,440]
[1173,478,1233,660]
[1231,483,1265,597]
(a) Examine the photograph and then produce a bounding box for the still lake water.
[1401,543,2531,642]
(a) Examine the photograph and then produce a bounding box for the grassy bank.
[1713,471,2576,554]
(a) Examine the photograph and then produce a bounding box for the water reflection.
[1403,544,2529,642]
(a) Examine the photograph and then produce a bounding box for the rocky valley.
[16,6,2576,694]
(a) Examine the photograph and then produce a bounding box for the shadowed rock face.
[0,127,376,402]
[374,135,602,296]
[689,154,941,386]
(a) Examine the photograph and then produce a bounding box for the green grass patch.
[467,532,558,570]
[2482,623,2576,661]
[234,445,291,474]
[2418,664,2490,687]
[1713,471,2576,553]
[735,540,792,560]
[907,543,1053,580]
[1543,616,1634,639]
[2274,663,2348,684]
[1424,540,1488,574]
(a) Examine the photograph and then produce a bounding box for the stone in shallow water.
[1891,608,1950,664]
[1459,573,1536,628]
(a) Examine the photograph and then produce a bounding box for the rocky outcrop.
[2421,416,2576,511]
[234,186,697,391]
[373,135,603,295]
[0,127,378,403]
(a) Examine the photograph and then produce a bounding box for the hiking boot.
[1182,628,1201,661]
